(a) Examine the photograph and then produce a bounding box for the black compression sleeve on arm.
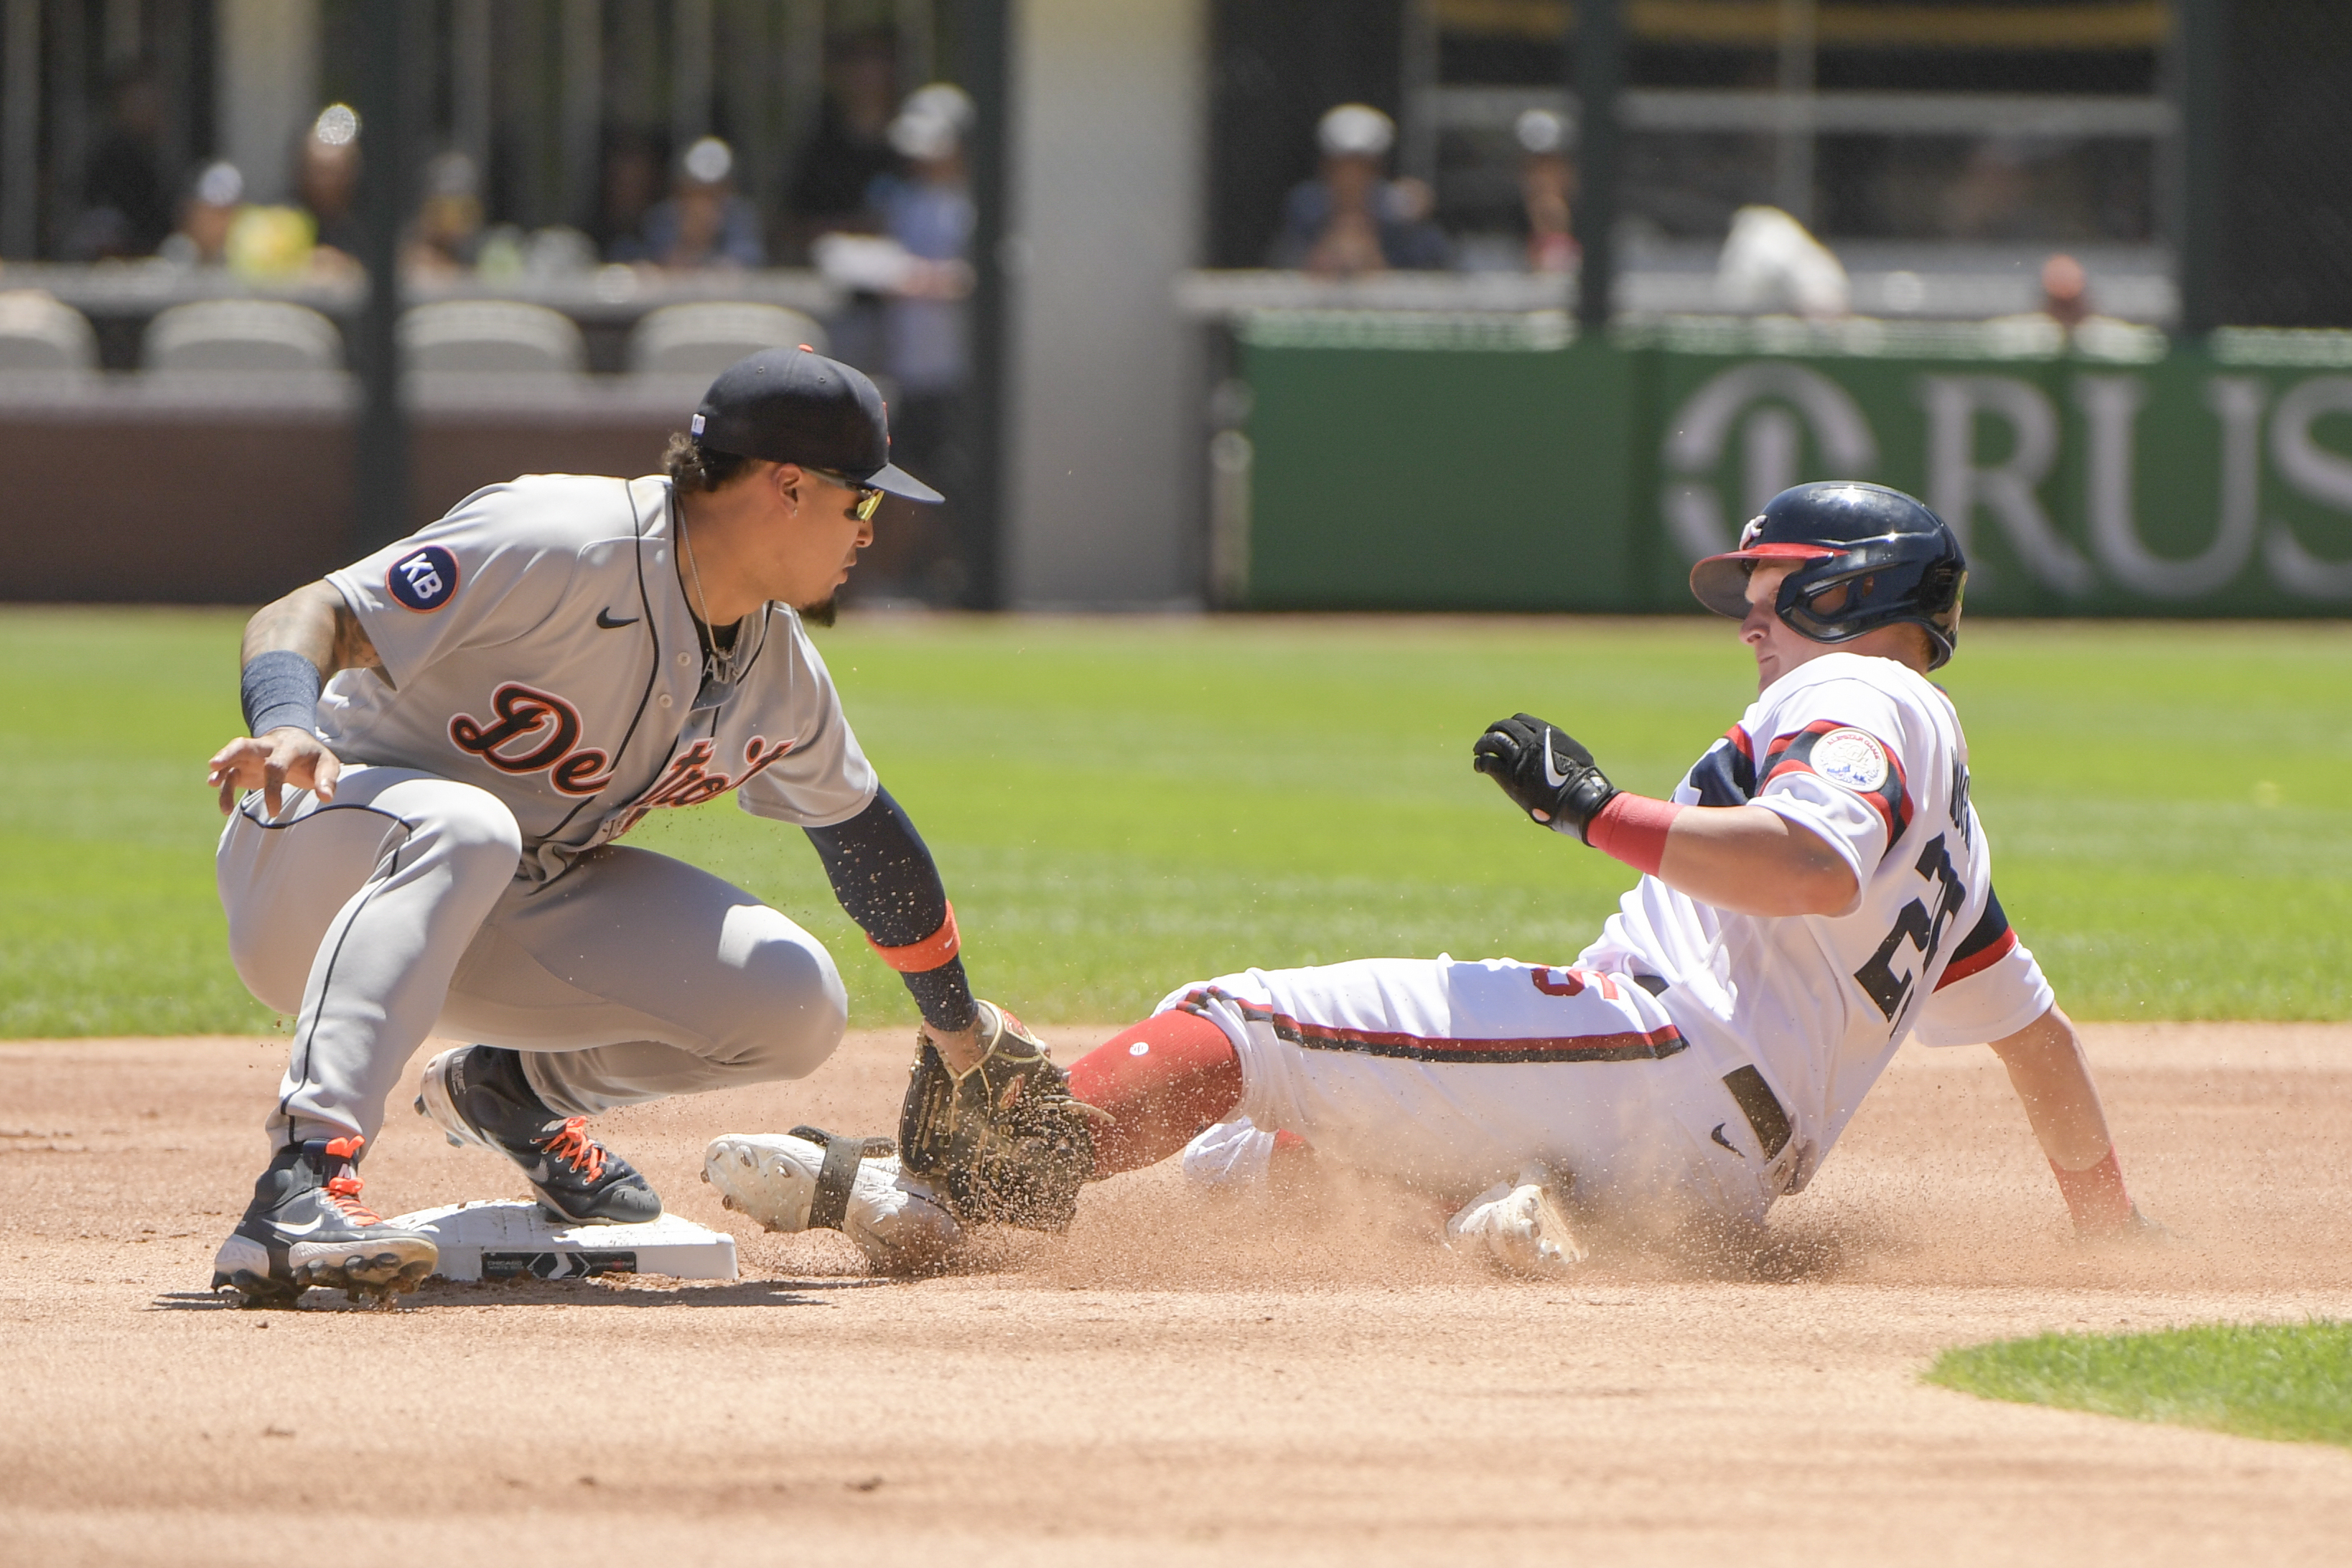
[804,785,978,1033]
[804,787,950,946]
[241,649,324,737]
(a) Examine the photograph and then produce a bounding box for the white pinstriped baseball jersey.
[1577,651,2051,1187]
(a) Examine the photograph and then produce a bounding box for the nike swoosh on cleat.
[274,1214,327,1236]
[1541,732,1570,790]
[1709,1123,1742,1157]
[596,609,640,629]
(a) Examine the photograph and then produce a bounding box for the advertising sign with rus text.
[1241,317,2352,616]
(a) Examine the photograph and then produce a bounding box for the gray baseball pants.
[217,763,848,1150]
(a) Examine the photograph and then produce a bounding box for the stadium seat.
[400,299,587,375]
[626,302,829,377]
[0,290,100,373]
[142,299,345,373]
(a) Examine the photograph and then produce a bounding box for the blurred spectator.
[1516,108,1578,274]
[1985,253,2155,356]
[224,204,321,281]
[634,137,765,270]
[2039,253,2091,330]
[815,84,981,603]
[63,205,144,263]
[1270,104,1448,276]
[1939,136,2104,243]
[871,85,976,390]
[1716,205,1849,319]
[1943,139,2033,240]
[478,223,598,281]
[404,151,487,278]
[297,104,364,263]
[597,129,666,262]
[208,105,365,283]
[157,162,246,269]
[72,65,172,258]
[784,30,901,257]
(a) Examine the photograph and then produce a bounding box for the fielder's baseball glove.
[897,1000,1103,1231]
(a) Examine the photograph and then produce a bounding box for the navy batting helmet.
[1689,481,1966,670]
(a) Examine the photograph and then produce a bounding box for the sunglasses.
[803,466,886,521]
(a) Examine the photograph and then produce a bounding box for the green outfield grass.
[1,607,2346,1037]
[1927,1321,2352,1448]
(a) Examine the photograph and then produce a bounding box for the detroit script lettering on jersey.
[449,682,616,795]
[607,735,797,839]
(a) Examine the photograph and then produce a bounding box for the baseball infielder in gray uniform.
[205,348,1014,1306]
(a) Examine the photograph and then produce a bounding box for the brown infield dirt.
[4,1022,2351,1565]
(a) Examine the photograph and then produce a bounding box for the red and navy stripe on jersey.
[1177,987,1689,1065]
[1686,724,1758,806]
[1761,719,1912,841]
[1935,885,2018,991]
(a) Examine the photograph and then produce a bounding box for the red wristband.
[867,902,961,974]
[2050,1147,2134,1234]
[1585,794,1685,877]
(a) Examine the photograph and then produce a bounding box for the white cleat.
[1445,1165,1586,1278]
[702,1130,964,1277]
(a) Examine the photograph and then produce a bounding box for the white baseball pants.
[217,764,848,1150]
[1165,956,1779,1226]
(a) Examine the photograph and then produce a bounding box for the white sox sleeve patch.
[1763,719,1910,841]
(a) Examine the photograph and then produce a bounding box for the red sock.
[1065,1009,1246,1180]
[1266,1127,1315,1189]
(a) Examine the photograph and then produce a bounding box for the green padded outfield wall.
[1239,317,2352,616]
[1241,317,1641,610]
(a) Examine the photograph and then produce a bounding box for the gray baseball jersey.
[323,472,877,884]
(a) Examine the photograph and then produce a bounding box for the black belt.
[1628,974,1791,1162]
[1720,1065,1791,1161]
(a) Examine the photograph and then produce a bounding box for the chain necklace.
[674,490,775,719]
[678,505,715,650]
[673,493,738,714]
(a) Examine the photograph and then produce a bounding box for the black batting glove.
[1472,713,1620,841]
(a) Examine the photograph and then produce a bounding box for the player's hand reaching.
[1473,713,1620,839]
[207,727,341,818]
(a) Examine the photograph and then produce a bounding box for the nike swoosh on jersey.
[1541,731,1570,789]
[596,609,640,629]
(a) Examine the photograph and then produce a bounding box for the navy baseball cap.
[690,347,943,503]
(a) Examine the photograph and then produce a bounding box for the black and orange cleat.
[414,1045,661,1226]
[211,1136,437,1308]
